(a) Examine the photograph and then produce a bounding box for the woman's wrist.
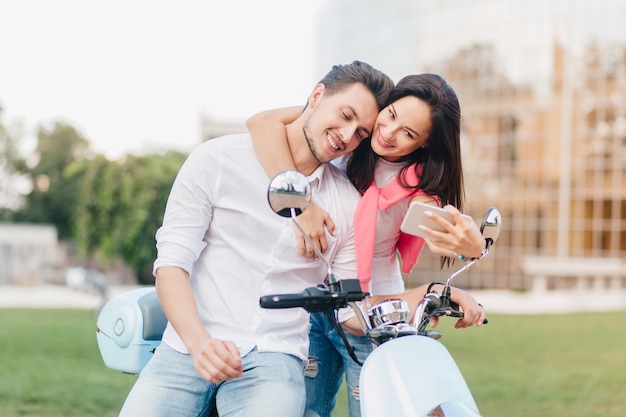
[457,244,489,262]
[456,238,489,261]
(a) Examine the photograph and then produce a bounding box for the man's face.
[302,83,379,164]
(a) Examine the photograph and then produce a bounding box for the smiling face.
[302,83,379,165]
[370,95,433,162]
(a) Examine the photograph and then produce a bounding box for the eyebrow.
[348,105,372,137]
[390,103,421,137]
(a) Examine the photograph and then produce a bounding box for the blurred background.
[1,0,625,301]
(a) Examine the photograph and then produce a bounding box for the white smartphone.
[400,201,474,239]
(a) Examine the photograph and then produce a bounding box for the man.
[118,61,394,417]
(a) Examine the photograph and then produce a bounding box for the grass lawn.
[333,311,626,417]
[0,309,135,417]
[1,309,625,416]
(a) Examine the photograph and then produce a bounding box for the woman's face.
[370,95,432,162]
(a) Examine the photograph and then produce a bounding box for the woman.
[247,73,486,417]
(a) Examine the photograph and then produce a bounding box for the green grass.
[0,309,135,417]
[334,312,626,417]
[1,309,625,417]
[451,312,626,417]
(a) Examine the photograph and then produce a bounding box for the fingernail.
[418,225,426,231]
[424,210,433,217]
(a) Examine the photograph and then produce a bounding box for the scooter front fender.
[359,335,480,417]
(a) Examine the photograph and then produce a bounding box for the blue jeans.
[119,343,306,417]
[305,312,374,417]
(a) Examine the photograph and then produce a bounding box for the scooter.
[262,170,502,417]
[96,170,502,417]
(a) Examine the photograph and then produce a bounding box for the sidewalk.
[0,285,140,309]
[471,288,626,314]
[1,284,626,314]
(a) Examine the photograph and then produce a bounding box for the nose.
[341,123,360,146]
[379,123,397,143]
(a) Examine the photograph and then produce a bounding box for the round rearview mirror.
[267,170,311,218]
[480,207,502,246]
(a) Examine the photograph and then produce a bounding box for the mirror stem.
[290,210,338,288]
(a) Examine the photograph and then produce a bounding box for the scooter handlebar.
[424,294,488,325]
[260,284,368,313]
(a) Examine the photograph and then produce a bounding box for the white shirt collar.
[306,163,326,192]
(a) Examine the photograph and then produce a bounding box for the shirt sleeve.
[153,143,217,276]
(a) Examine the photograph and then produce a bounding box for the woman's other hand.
[294,201,335,259]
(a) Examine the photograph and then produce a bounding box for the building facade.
[0,223,58,285]
[316,0,626,290]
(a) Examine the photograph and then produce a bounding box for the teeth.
[378,134,392,148]
[327,133,341,151]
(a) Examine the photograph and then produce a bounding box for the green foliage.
[73,151,187,283]
[0,104,28,213]
[14,122,92,239]
[72,155,118,259]
[1,110,188,283]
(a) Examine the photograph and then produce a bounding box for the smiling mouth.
[377,133,393,148]
[326,132,343,151]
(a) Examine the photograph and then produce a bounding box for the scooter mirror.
[266,170,339,288]
[480,207,502,247]
[267,170,311,218]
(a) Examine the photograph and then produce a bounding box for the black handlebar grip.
[458,310,489,325]
[260,284,368,313]
[259,293,311,309]
[259,287,348,313]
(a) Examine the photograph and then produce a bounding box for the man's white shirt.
[153,134,361,361]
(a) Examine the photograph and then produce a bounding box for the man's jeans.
[119,343,306,417]
[305,312,374,417]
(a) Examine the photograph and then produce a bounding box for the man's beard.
[303,124,325,164]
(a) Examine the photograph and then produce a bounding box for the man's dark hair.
[317,61,394,111]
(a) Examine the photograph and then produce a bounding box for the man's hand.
[294,201,335,259]
[189,338,244,383]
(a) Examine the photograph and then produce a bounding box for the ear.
[307,84,325,109]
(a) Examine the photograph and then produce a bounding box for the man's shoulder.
[183,133,255,172]
[197,133,251,150]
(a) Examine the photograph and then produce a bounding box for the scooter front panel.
[359,336,480,417]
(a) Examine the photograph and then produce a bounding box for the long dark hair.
[347,73,464,212]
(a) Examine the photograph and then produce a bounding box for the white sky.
[0,0,325,158]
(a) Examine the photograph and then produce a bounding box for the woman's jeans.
[305,312,374,417]
[119,343,306,417]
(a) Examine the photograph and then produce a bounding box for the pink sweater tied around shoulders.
[353,165,431,291]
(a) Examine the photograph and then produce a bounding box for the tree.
[74,151,187,284]
[14,122,92,239]
[0,104,28,219]
[70,155,115,260]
